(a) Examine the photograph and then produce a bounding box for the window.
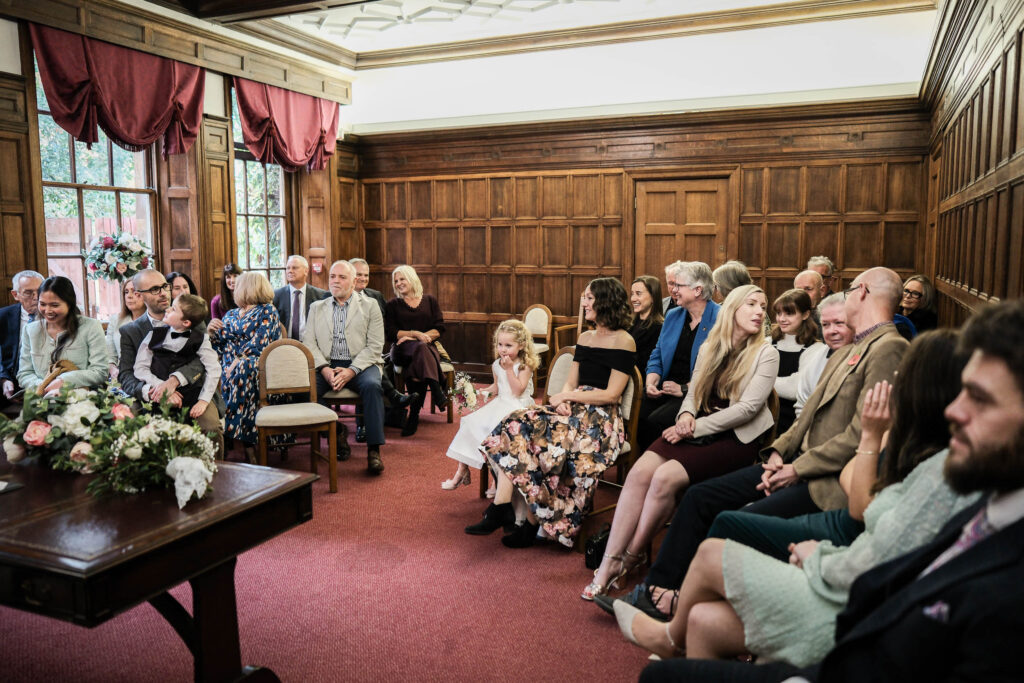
[231,92,287,290]
[34,60,156,321]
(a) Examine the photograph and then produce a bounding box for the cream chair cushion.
[322,388,361,401]
[255,403,338,428]
[264,344,312,392]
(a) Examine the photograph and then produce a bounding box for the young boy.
[135,293,220,419]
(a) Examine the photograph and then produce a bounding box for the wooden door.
[635,179,729,284]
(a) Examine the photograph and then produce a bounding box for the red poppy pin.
[848,353,861,367]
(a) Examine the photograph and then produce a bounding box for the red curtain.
[30,23,204,157]
[233,76,339,173]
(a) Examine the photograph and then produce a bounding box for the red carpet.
[2,407,650,682]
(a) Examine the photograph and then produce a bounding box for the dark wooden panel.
[515,274,543,312]
[491,226,511,266]
[386,228,406,265]
[883,221,917,269]
[410,226,434,266]
[542,175,568,218]
[464,226,487,266]
[764,223,800,269]
[436,227,459,266]
[742,168,763,215]
[364,227,383,264]
[843,222,881,268]
[887,162,921,212]
[489,271,512,315]
[802,221,839,267]
[806,166,840,213]
[739,222,762,268]
[384,182,406,221]
[435,180,460,220]
[491,177,512,217]
[768,167,800,214]
[542,225,569,266]
[604,174,623,218]
[846,164,884,212]
[516,224,540,267]
[463,178,487,219]
[363,184,382,222]
[409,181,431,220]
[463,274,489,314]
[572,225,601,267]
[515,177,538,219]
[572,175,600,218]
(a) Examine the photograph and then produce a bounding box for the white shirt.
[142,312,189,388]
[988,487,1024,531]
[794,343,833,417]
[134,328,221,403]
[289,284,308,339]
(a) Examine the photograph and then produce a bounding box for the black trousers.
[637,394,684,453]
[645,463,821,589]
[640,658,811,683]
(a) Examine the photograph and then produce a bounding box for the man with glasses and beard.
[641,299,1024,683]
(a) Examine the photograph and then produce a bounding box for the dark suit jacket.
[362,287,387,315]
[119,314,213,407]
[273,284,330,338]
[816,498,1024,682]
[0,303,24,385]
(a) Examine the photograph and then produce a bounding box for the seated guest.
[770,289,823,435]
[616,330,974,665]
[210,263,242,320]
[303,260,387,475]
[120,269,224,453]
[603,268,907,621]
[793,270,824,309]
[637,300,1024,683]
[18,276,108,394]
[350,258,387,310]
[471,278,636,548]
[273,255,329,340]
[134,293,221,421]
[899,273,938,332]
[384,265,448,436]
[806,255,836,297]
[106,278,146,379]
[583,285,778,600]
[209,272,280,463]
[639,261,720,452]
[628,275,664,373]
[1,270,44,402]
[711,260,752,303]
[794,294,853,417]
[166,271,199,299]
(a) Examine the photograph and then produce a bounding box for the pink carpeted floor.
[2,407,652,682]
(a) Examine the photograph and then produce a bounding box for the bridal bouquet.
[83,231,153,282]
[452,371,480,415]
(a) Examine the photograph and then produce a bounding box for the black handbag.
[584,523,611,570]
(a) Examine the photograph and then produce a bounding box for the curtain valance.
[233,76,339,173]
[29,23,205,158]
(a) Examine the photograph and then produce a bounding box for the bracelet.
[855,449,876,456]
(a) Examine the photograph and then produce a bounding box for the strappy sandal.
[581,553,624,601]
[622,548,648,576]
[650,586,680,619]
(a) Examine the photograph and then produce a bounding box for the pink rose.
[23,420,53,447]
[102,236,115,248]
[111,403,133,420]
[140,256,149,268]
[69,441,93,463]
[116,262,128,274]
[89,262,98,271]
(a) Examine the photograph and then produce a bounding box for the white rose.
[3,435,25,463]
[137,424,158,444]
[118,233,132,245]
[63,402,101,438]
[123,443,143,460]
[104,252,117,265]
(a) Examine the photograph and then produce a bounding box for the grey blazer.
[678,342,780,444]
[302,291,384,375]
[17,317,110,390]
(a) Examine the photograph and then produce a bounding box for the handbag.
[584,523,611,570]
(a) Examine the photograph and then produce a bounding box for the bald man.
[794,270,825,308]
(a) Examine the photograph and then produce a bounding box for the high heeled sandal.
[581,553,624,601]
[441,470,471,490]
[622,549,648,575]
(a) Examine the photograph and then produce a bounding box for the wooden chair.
[552,299,587,353]
[321,386,363,447]
[522,303,553,386]
[254,339,339,493]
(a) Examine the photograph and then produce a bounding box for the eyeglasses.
[843,283,870,299]
[669,282,693,291]
[139,283,171,295]
[902,289,923,300]
[17,289,38,299]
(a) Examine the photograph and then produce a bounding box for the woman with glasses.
[898,274,937,332]
[17,276,109,394]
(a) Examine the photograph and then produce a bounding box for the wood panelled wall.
[355,103,930,369]
[926,0,1024,325]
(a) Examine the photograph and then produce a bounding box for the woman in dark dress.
[899,274,938,332]
[629,275,664,373]
[469,277,636,549]
[384,265,448,436]
[770,289,822,435]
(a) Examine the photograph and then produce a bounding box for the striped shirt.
[330,296,352,361]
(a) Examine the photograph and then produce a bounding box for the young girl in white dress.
[441,319,540,490]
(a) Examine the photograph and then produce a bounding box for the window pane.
[43,187,80,253]
[248,216,267,267]
[269,269,285,290]
[231,91,244,147]
[74,133,111,186]
[246,162,265,213]
[112,144,148,189]
[82,190,118,243]
[267,165,283,214]
[47,258,86,310]
[234,159,245,213]
[38,115,71,183]
[34,58,49,112]
[268,217,285,268]
[236,216,248,269]
[120,193,154,247]
[88,278,121,322]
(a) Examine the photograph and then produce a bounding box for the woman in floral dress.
[209,272,281,461]
[473,277,636,549]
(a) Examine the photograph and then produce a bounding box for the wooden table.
[0,460,317,682]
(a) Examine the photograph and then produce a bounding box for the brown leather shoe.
[367,447,384,475]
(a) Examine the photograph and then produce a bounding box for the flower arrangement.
[452,371,484,415]
[0,386,216,509]
[83,231,153,282]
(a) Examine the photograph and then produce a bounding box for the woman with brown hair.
[629,275,664,373]
[210,263,243,320]
[106,277,146,378]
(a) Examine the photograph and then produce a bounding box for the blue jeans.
[317,360,385,447]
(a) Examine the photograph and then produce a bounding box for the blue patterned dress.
[211,303,281,445]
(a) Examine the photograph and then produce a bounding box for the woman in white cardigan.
[583,285,780,601]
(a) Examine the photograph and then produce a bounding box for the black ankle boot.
[501,521,540,548]
[465,502,513,535]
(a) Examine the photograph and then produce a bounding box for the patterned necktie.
[291,290,302,339]
[922,507,994,576]
[27,313,36,323]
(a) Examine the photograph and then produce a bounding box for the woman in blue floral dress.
[209,272,282,459]
[471,277,636,549]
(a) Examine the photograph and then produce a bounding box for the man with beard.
[640,299,1024,683]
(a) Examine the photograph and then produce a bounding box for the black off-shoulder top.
[573,344,636,389]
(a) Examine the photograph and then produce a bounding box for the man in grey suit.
[119,269,224,457]
[272,255,330,340]
[303,260,387,475]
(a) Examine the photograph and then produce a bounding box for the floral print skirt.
[483,391,625,548]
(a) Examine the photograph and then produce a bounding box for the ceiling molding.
[231,19,358,69]
[309,0,937,69]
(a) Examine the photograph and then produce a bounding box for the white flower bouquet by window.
[83,231,153,282]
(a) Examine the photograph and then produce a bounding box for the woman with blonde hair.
[384,265,448,436]
[106,278,146,378]
[582,284,779,600]
[899,274,938,332]
[209,271,281,461]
